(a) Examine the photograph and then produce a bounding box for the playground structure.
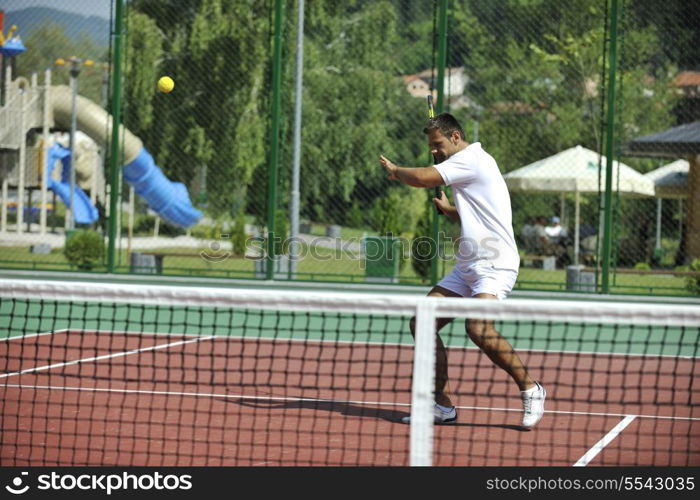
[0,65,202,236]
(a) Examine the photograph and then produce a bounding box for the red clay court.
[2,328,697,466]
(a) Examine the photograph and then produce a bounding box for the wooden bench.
[131,251,256,274]
[582,267,700,278]
[130,252,197,274]
[521,254,556,270]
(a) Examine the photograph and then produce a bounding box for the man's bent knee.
[466,318,486,337]
[466,318,499,345]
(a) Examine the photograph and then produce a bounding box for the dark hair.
[423,112,465,140]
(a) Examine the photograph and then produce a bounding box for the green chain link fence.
[1,0,698,296]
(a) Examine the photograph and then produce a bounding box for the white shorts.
[437,261,518,299]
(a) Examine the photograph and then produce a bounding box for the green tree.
[128,0,269,220]
[286,0,428,226]
[124,10,163,136]
[446,0,678,179]
[15,23,107,104]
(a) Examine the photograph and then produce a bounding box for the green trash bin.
[364,236,401,283]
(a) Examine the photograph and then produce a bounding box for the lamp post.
[55,56,93,230]
[289,0,304,278]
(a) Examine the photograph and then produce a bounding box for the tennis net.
[1,279,698,466]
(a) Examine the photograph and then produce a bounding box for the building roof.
[674,71,700,87]
[402,67,468,97]
[624,120,700,158]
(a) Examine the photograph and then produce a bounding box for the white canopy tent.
[644,158,689,198]
[504,145,655,264]
[644,159,689,250]
[624,120,700,264]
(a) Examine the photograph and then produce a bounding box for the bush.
[685,259,700,295]
[132,214,185,237]
[63,230,105,270]
[274,209,289,255]
[132,214,155,235]
[369,187,427,238]
[206,216,225,240]
[346,200,364,228]
[252,210,289,256]
[189,223,212,239]
[230,212,248,257]
[370,195,401,236]
[261,209,289,256]
[411,207,433,282]
[158,221,186,237]
[634,262,650,270]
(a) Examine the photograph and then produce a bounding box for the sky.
[1,0,111,20]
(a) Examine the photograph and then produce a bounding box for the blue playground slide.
[123,148,201,228]
[46,143,99,225]
[51,85,202,228]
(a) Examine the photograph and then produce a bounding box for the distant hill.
[4,7,110,47]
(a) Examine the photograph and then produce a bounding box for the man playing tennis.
[379,112,546,429]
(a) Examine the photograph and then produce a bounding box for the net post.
[409,298,437,466]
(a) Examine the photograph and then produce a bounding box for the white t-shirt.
[545,225,563,238]
[434,142,520,272]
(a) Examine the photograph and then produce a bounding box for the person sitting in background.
[520,217,536,253]
[546,216,572,268]
[579,218,597,265]
[579,218,596,240]
[545,216,566,244]
[533,216,549,254]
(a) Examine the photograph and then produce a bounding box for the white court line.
[0,329,68,342]
[0,330,193,343]
[573,415,638,466]
[0,335,216,380]
[1,384,697,422]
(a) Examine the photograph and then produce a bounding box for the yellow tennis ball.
[158,76,174,93]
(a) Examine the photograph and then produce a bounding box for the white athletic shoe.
[401,403,457,425]
[520,382,546,429]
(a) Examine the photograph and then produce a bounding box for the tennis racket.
[427,94,442,214]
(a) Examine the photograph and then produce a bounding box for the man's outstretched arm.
[379,155,444,188]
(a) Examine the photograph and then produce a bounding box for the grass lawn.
[0,245,101,271]
[0,243,695,297]
[515,267,694,296]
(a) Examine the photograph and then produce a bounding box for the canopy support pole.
[574,190,581,265]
